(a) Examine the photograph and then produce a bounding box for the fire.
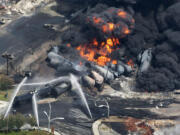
[112,60,117,64]
[102,25,108,32]
[77,45,95,61]
[93,16,103,24]
[108,23,115,31]
[117,11,127,18]
[76,8,135,67]
[101,21,131,36]
[127,59,134,68]
[107,38,113,46]
[123,27,131,34]
[76,38,120,66]
[93,38,98,46]
[102,23,115,32]
[66,43,71,47]
[97,56,111,66]
[112,38,120,45]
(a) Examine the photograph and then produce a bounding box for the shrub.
[26,117,36,126]
[0,113,36,131]
[0,74,14,91]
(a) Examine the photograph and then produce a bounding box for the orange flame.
[76,38,120,66]
[108,23,115,31]
[107,38,113,46]
[66,43,71,47]
[123,27,131,34]
[112,60,117,64]
[127,59,134,68]
[76,10,134,66]
[93,38,98,46]
[102,23,115,32]
[117,11,127,18]
[93,16,103,24]
[97,56,111,66]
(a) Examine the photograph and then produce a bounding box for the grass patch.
[0,90,12,101]
[0,74,14,101]
[0,130,51,135]
[0,75,14,91]
[0,93,7,101]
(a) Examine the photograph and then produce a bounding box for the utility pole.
[2,53,14,75]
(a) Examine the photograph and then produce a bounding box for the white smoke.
[154,124,180,135]
[0,0,9,6]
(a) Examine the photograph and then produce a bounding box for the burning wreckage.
[13,0,180,107]
[13,6,137,105]
[2,0,180,134]
[46,4,154,92]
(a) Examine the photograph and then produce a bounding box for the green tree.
[0,113,36,131]
[0,74,14,91]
